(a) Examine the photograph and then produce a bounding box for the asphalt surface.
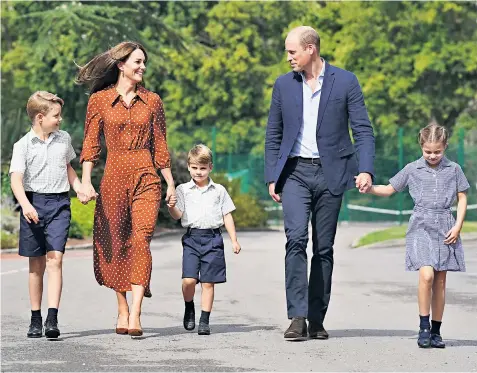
[1,224,476,372]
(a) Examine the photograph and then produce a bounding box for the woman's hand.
[80,182,97,204]
[165,185,176,208]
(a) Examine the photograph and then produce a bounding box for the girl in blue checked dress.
[367,123,470,349]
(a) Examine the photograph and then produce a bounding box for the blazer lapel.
[317,62,335,132]
[292,72,303,137]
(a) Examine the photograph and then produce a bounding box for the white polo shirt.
[176,178,236,229]
[9,129,76,193]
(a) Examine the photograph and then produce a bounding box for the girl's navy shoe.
[430,333,445,348]
[417,328,431,348]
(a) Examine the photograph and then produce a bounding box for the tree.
[320,1,477,151]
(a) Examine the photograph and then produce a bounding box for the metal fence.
[212,128,477,224]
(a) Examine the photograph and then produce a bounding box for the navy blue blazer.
[264,62,375,195]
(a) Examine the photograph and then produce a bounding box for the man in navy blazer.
[265,26,375,340]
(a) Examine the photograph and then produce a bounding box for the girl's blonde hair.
[418,123,449,146]
[26,91,64,121]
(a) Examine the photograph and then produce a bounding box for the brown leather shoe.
[284,317,307,340]
[308,321,329,339]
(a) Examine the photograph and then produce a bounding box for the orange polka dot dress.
[80,85,171,298]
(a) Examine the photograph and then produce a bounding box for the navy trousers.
[281,158,343,323]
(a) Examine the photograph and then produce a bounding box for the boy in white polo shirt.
[168,144,241,335]
[9,91,86,339]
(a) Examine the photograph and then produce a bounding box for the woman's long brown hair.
[75,41,148,94]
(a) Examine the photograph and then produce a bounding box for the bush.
[68,219,85,239]
[1,195,19,249]
[1,230,18,249]
[230,193,268,228]
[69,198,95,239]
[212,174,268,229]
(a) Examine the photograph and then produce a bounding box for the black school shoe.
[430,333,445,348]
[183,306,196,331]
[27,317,43,338]
[44,317,60,339]
[417,328,431,348]
[198,322,210,335]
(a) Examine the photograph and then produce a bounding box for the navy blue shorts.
[19,192,71,257]
[182,228,226,284]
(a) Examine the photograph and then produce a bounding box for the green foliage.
[1,167,13,198]
[1,231,18,249]
[68,219,84,239]
[319,1,477,153]
[355,221,477,247]
[69,197,95,238]
[1,195,19,249]
[212,173,268,229]
[2,1,476,229]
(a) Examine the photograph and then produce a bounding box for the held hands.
[354,173,373,193]
[77,190,90,205]
[444,225,461,245]
[22,203,39,224]
[165,185,176,208]
[268,182,281,203]
[78,182,98,205]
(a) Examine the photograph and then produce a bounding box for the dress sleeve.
[150,95,171,169]
[80,94,103,164]
[455,164,470,193]
[389,164,411,192]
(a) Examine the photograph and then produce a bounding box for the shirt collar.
[416,156,451,170]
[107,84,149,106]
[29,128,57,144]
[187,178,216,190]
[300,58,326,81]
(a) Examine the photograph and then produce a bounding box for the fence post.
[211,125,217,164]
[458,128,465,171]
[227,151,232,174]
[398,127,404,225]
[342,192,349,223]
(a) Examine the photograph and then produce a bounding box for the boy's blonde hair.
[418,122,449,146]
[26,91,64,121]
[188,144,213,165]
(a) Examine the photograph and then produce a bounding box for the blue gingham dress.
[389,157,470,272]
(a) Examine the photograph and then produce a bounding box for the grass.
[354,221,477,248]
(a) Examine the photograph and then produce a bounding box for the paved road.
[2,224,476,372]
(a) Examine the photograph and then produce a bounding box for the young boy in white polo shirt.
[9,91,86,339]
[168,144,241,335]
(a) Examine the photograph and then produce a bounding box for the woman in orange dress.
[76,41,176,336]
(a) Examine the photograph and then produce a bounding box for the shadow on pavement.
[328,329,416,338]
[61,323,278,340]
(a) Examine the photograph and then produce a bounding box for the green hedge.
[1,196,19,249]
[212,174,268,229]
[1,230,18,249]
[69,198,95,239]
